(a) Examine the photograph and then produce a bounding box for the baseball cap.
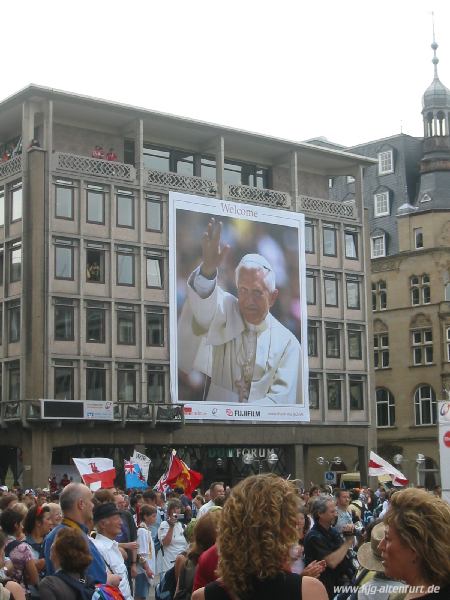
[93,502,121,523]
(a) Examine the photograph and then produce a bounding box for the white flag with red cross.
[368,451,408,487]
[72,457,116,491]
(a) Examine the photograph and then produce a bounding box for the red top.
[192,543,219,591]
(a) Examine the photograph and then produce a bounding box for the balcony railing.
[145,168,217,195]
[226,183,290,208]
[0,155,22,180]
[298,195,356,219]
[54,152,136,181]
[0,400,184,427]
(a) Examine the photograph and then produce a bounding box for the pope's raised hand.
[200,218,230,278]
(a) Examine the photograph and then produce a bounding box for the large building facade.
[0,85,375,488]
[330,42,450,486]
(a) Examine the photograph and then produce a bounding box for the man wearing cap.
[92,502,133,600]
[178,219,302,404]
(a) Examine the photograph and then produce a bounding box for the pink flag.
[368,451,408,487]
[73,457,116,490]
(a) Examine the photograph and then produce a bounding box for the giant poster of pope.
[169,192,310,423]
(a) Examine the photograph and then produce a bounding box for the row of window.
[308,321,364,360]
[308,372,365,411]
[371,228,424,258]
[306,271,362,309]
[1,361,167,404]
[371,276,431,311]
[376,385,437,427]
[305,222,359,259]
[329,150,395,189]
[0,240,166,288]
[374,327,440,369]
[141,143,269,189]
[0,301,166,347]
[55,182,163,231]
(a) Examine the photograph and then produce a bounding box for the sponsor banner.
[438,401,450,503]
[182,402,309,422]
[169,192,309,423]
[84,400,114,420]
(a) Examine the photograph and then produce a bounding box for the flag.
[154,450,203,498]
[124,460,147,490]
[72,457,116,490]
[368,451,409,486]
[132,450,151,482]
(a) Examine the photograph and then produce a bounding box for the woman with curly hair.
[379,487,450,599]
[192,474,327,600]
[38,528,94,600]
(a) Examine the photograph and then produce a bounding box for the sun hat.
[357,521,385,572]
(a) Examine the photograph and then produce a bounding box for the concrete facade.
[0,85,375,489]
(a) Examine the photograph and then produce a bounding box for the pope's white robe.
[177,268,302,404]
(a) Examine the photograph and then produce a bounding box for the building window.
[86,245,105,283]
[117,306,136,345]
[349,376,364,410]
[307,321,319,356]
[327,374,342,410]
[86,364,106,401]
[414,385,437,425]
[8,302,20,343]
[344,229,358,259]
[146,309,164,346]
[86,184,104,224]
[223,159,268,188]
[146,253,163,288]
[118,364,136,402]
[325,322,340,358]
[0,250,3,286]
[200,156,216,180]
[54,363,74,400]
[378,150,393,175]
[86,302,106,343]
[323,224,337,257]
[11,182,22,222]
[0,306,2,345]
[146,195,163,232]
[55,240,74,280]
[9,241,21,283]
[371,235,386,258]
[374,333,389,368]
[55,179,74,220]
[306,270,316,305]
[309,373,320,410]
[348,325,362,360]
[445,283,450,301]
[147,365,165,402]
[116,189,134,228]
[0,187,4,227]
[372,280,387,311]
[412,329,433,365]
[143,146,170,172]
[54,299,74,341]
[346,277,360,309]
[411,275,430,306]
[447,327,450,361]
[8,361,20,401]
[414,228,424,249]
[116,247,135,286]
[324,273,338,307]
[376,388,395,427]
[305,221,315,253]
[374,192,389,217]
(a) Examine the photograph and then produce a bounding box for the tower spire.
[431,12,439,79]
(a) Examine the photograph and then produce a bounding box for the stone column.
[290,151,299,203]
[358,445,368,486]
[22,430,53,489]
[216,136,225,199]
[293,443,306,484]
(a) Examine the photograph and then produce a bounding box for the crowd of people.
[0,476,449,600]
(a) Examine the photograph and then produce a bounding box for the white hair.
[235,254,276,292]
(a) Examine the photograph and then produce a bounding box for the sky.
[2,0,450,147]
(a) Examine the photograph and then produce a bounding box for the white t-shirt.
[157,521,187,574]
[196,499,214,518]
[137,524,156,576]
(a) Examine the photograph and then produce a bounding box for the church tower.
[418,28,450,204]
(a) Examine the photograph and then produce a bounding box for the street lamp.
[315,456,342,487]
[392,453,425,486]
[242,452,279,474]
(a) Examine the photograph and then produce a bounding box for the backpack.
[54,571,96,600]
[155,566,177,600]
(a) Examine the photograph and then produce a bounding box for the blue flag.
[124,460,147,489]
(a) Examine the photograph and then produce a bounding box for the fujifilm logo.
[235,409,261,417]
[221,202,258,218]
